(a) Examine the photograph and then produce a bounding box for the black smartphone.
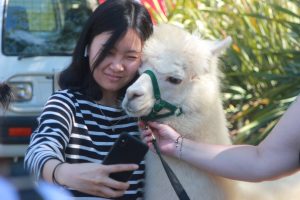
[102,133,149,182]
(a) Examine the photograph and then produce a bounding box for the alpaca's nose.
[126,87,143,102]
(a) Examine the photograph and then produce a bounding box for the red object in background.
[8,127,32,137]
[140,0,166,15]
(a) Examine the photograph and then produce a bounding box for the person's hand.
[56,162,138,198]
[139,121,181,157]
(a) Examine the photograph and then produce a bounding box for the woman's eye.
[166,77,182,84]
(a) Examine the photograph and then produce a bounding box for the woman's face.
[89,29,142,96]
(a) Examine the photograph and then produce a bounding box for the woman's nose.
[110,58,124,72]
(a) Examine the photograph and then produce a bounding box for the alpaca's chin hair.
[123,107,152,118]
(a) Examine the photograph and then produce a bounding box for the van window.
[3,0,94,57]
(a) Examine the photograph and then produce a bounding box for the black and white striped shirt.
[24,89,145,199]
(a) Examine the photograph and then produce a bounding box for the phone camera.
[120,139,127,146]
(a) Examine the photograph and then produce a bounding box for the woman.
[24,0,153,199]
[141,96,300,182]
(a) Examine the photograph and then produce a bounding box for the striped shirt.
[24,89,145,199]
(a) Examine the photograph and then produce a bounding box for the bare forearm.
[143,121,300,181]
[42,159,62,183]
[177,139,290,182]
[177,98,300,181]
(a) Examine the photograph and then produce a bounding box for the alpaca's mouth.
[126,109,141,117]
[124,104,152,117]
[125,108,144,117]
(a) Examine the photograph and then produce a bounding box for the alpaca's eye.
[166,77,182,84]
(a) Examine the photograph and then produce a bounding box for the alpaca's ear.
[211,36,232,56]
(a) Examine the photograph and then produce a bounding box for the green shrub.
[149,0,300,144]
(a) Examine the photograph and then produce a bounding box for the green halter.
[140,70,183,121]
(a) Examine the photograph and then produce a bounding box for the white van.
[0,0,97,157]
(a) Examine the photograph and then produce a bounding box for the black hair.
[59,0,153,101]
[0,82,12,109]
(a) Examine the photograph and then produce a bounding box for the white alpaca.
[122,24,300,200]
[122,23,237,200]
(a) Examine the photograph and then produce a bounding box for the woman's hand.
[139,121,181,157]
[56,162,138,198]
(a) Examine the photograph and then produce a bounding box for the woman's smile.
[104,73,122,82]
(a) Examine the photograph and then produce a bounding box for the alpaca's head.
[122,24,231,119]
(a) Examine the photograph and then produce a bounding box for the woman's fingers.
[97,164,136,192]
[147,121,161,129]
[140,128,155,148]
[104,164,138,174]
[99,187,126,199]
[141,128,152,138]
[102,177,130,191]
[145,135,153,143]
[139,121,158,151]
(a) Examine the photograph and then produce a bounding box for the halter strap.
[141,70,183,121]
[140,70,190,200]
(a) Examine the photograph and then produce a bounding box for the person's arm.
[24,92,75,180]
[142,96,300,182]
[42,159,138,198]
[24,92,137,198]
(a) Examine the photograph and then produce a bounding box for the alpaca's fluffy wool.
[122,24,300,200]
[123,24,236,200]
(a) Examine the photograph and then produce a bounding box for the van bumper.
[0,116,37,157]
[0,116,37,144]
[0,144,29,157]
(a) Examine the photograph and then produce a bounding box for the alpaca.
[122,23,237,200]
[122,23,300,200]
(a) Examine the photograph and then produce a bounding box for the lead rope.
[151,133,190,200]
